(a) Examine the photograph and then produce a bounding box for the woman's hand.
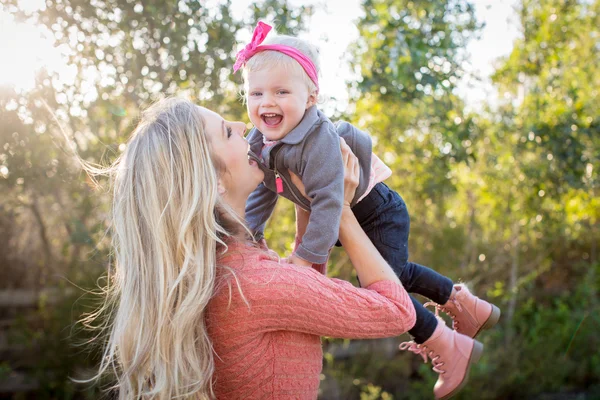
[289,137,360,206]
[339,137,360,207]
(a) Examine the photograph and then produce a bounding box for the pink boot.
[440,284,501,339]
[400,318,483,399]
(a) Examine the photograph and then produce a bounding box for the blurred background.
[0,0,598,398]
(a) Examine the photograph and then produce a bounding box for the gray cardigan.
[245,106,373,264]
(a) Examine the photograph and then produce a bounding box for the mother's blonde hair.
[89,97,245,399]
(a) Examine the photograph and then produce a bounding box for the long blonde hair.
[87,97,244,399]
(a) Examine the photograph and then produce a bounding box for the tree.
[0,0,312,396]
[490,0,599,316]
[347,0,481,276]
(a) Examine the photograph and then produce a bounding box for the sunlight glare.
[0,8,66,93]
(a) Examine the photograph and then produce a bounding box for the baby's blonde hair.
[242,33,321,96]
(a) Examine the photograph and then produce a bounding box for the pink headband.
[233,22,319,92]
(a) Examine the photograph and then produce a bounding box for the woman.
[94,97,416,399]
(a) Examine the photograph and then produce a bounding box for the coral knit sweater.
[206,240,417,399]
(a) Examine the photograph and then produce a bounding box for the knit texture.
[206,240,416,399]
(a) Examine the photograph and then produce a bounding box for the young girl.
[237,22,500,399]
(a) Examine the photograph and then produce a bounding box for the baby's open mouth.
[261,113,283,126]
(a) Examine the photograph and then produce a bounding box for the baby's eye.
[250,91,262,97]
[277,90,289,95]
[226,126,233,138]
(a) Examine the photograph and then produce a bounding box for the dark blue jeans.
[350,183,454,343]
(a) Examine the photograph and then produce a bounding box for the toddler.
[236,22,500,400]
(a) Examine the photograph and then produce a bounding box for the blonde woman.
[94,97,416,399]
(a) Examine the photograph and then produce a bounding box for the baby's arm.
[294,204,310,244]
[283,178,328,272]
[288,206,313,267]
[292,126,345,264]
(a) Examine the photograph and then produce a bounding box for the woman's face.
[198,106,264,203]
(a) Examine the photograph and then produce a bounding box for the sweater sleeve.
[245,182,279,240]
[213,259,416,339]
[293,233,329,275]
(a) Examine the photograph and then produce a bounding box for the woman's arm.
[336,139,401,286]
[209,259,416,339]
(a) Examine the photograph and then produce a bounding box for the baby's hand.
[287,253,313,268]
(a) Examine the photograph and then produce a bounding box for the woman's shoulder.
[216,240,321,285]
[211,242,313,309]
[217,239,280,269]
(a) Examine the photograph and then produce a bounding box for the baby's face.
[246,64,315,141]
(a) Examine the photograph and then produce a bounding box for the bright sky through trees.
[1,0,519,109]
[231,0,520,111]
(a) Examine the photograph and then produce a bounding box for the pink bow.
[233,21,272,72]
[232,21,320,91]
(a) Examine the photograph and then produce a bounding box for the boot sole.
[438,339,484,400]
[473,304,501,339]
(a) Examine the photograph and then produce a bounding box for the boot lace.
[425,300,463,332]
[399,341,445,374]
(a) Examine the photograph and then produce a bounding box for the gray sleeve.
[294,126,344,264]
[245,182,278,240]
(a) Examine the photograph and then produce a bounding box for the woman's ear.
[217,179,227,195]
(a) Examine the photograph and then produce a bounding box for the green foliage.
[1,0,599,398]
[454,263,600,399]
[351,0,480,101]
[0,0,313,396]
[320,264,600,399]
[250,0,314,35]
[493,0,599,195]
[317,0,600,398]
[7,289,106,399]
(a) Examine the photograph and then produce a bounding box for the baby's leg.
[354,183,485,399]
[406,295,439,343]
[365,222,452,342]
[356,183,454,305]
[400,261,454,305]
[356,184,500,341]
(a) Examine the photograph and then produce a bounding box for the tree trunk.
[505,220,519,345]
[28,199,54,287]
[462,189,478,271]
[589,220,597,305]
